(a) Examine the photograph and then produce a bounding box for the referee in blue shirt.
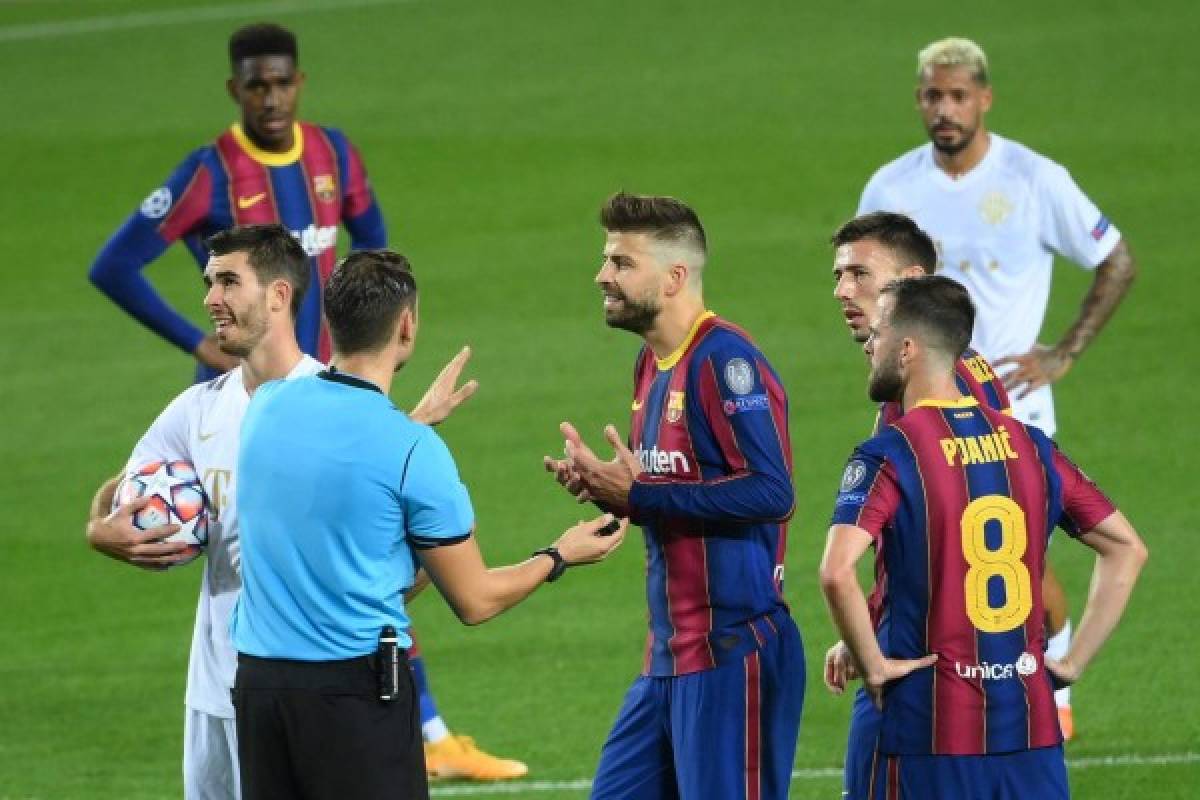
[231,249,627,800]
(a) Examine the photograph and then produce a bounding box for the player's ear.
[225,77,239,104]
[664,262,689,297]
[899,335,918,368]
[979,85,993,114]
[899,265,926,280]
[269,279,290,314]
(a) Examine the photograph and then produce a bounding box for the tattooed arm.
[994,238,1137,400]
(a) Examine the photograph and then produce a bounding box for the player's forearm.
[1054,238,1137,359]
[1067,534,1148,675]
[90,255,206,353]
[87,475,121,527]
[345,203,387,250]
[820,568,885,679]
[629,471,794,527]
[85,474,126,561]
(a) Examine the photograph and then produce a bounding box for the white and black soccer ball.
[114,459,212,564]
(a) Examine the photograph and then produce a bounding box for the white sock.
[1047,619,1072,708]
[423,717,451,744]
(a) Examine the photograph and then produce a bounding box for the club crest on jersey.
[665,391,685,423]
[140,187,172,219]
[978,191,1013,225]
[840,460,867,492]
[314,174,337,204]
[724,358,755,395]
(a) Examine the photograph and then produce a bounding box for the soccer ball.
[114,459,212,564]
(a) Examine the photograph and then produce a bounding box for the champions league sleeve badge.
[723,358,755,396]
[840,460,867,493]
[140,187,173,219]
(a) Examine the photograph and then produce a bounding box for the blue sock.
[409,655,443,730]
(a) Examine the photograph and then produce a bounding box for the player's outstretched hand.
[554,514,628,567]
[193,333,240,373]
[410,346,479,426]
[864,654,938,710]
[543,446,588,500]
[1045,656,1081,689]
[561,422,638,516]
[993,344,1073,400]
[544,423,601,503]
[86,495,192,571]
[823,640,861,694]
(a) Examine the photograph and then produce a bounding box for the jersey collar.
[231,123,304,166]
[656,311,716,372]
[319,367,383,394]
[927,133,1002,189]
[912,396,979,410]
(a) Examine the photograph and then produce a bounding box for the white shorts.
[183,707,240,800]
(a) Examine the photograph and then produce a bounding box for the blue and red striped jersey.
[831,398,1115,755]
[876,348,1011,430]
[90,122,386,376]
[626,312,795,677]
[868,349,1011,628]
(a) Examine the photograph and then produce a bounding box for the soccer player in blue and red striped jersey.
[819,276,1147,798]
[830,212,1010,433]
[546,193,804,800]
[88,23,526,790]
[89,23,385,382]
[826,212,1017,798]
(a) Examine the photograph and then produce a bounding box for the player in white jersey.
[85,225,476,799]
[856,37,1139,739]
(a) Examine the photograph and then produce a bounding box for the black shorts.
[233,652,427,800]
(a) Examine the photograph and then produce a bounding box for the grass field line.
[427,752,1200,796]
[0,0,413,43]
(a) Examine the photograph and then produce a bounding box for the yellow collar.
[912,396,979,410]
[656,311,716,371]
[231,123,303,166]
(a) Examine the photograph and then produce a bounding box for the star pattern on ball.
[142,463,193,500]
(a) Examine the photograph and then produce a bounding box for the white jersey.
[858,133,1121,436]
[126,356,323,718]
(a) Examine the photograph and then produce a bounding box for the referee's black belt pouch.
[235,651,410,695]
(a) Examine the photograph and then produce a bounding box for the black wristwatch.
[532,546,568,582]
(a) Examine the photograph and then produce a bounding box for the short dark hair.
[324,250,418,355]
[880,275,974,360]
[205,224,310,317]
[831,212,937,274]
[600,192,707,258]
[229,23,297,69]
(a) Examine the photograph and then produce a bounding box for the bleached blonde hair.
[917,37,989,86]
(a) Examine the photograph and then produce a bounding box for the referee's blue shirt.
[231,369,474,659]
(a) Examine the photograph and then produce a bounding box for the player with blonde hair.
[856,36,1140,740]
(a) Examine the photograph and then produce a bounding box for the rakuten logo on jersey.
[955,652,1038,681]
[637,446,690,475]
[292,224,338,257]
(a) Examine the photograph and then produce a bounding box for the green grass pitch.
[1,0,1197,797]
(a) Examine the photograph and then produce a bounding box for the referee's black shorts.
[233,651,427,800]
